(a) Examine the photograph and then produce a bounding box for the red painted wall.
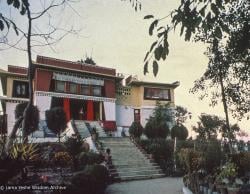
[104,79,115,98]
[35,69,53,91]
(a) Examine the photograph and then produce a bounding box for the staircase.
[85,121,107,137]
[73,120,91,138]
[100,137,165,181]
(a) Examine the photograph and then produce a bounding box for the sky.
[0,0,249,139]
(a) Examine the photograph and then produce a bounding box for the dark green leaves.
[0,20,4,31]
[144,15,154,19]
[153,61,158,77]
[149,20,158,36]
[7,0,14,5]
[13,0,20,9]
[215,26,222,39]
[144,61,149,75]
[154,45,163,61]
[211,3,219,16]
[150,41,157,52]
[20,5,26,15]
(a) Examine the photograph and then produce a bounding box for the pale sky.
[0,0,249,138]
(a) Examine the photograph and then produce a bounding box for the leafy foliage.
[79,56,96,65]
[15,103,39,135]
[0,0,28,36]
[45,107,67,138]
[192,114,223,140]
[171,124,188,140]
[175,106,191,125]
[178,148,203,173]
[71,164,109,194]
[129,121,143,138]
[144,102,171,138]
[143,0,249,79]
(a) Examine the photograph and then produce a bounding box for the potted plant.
[216,162,239,194]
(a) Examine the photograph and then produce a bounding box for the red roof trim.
[36,55,116,76]
[8,65,28,75]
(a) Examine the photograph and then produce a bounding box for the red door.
[134,109,140,123]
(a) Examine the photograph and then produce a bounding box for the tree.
[129,121,143,138]
[171,124,188,140]
[45,107,67,142]
[175,105,191,125]
[124,0,249,152]
[144,102,171,139]
[0,0,77,146]
[192,114,223,140]
[124,0,250,121]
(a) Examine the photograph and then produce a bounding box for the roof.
[36,55,117,78]
[127,79,180,89]
[0,67,27,77]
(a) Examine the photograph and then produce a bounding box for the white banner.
[53,73,104,86]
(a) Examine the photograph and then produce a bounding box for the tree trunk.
[22,3,35,142]
[218,69,233,154]
[5,117,23,152]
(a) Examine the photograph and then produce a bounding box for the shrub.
[45,107,67,141]
[52,151,72,167]
[178,148,204,173]
[144,119,169,139]
[15,103,40,135]
[216,162,238,183]
[71,164,109,194]
[203,139,223,172]
[144,102,171,139]
[171,124,188,140]
[129,122,143,138]
[231,152,250,176]
[78,152,104,168]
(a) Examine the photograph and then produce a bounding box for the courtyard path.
[105,177,184,194]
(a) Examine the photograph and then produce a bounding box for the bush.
[178,148,204,173]
[144,119,169,139]
[129,122,143,138]
[203,140,223,172]
[52,151,72,167]
[45,107,67,141]
[143,102,171,139]
[71,164,109,194]
[231,152,250,176]
[78,152,104,168]
[171,124,188,140]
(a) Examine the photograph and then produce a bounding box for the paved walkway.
[106,177,184,194]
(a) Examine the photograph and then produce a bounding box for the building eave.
[127,80,180,89]
[0,96,29,103]
[33,62,121,80]
[0,68,27,77]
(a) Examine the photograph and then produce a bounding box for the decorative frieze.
[53,72,104,86]
[35,91,116,103]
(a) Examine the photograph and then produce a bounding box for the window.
[69,83,77,93]
[12,80,29,98]
[55,81,65,92]
[144,87,170,100]
[92,86,102,96]
[81,85,90,95]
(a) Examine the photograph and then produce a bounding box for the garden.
[128,103,250,194]
[0,103,109,194]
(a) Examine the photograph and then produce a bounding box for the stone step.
[109,166,161,172]
[113,169,162,175]
[112,162,158,167]
[114,174,166,181]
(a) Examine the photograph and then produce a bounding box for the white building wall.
[116,105,134,127]
[6,102,19,135]
[34,95,52,120]
[104,101,116,121]
[140,106,155,127]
